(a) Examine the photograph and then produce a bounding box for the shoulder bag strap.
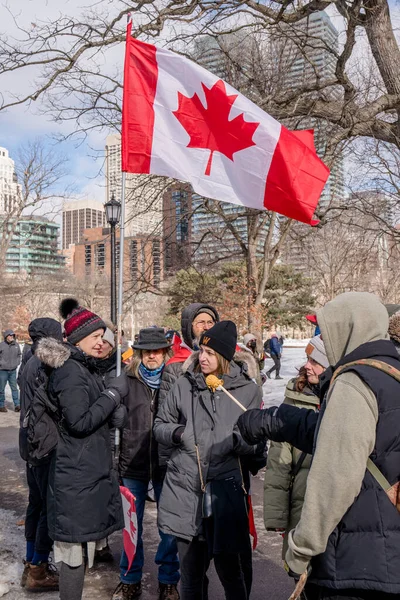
[366,458,392,492]
[331,359,400,387]
[191,385,207,493]
[331,359,399,495]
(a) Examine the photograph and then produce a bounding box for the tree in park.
[165,263,315,334]
[2,0,400,333]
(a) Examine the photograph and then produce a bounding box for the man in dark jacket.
[113,328,180,600]
[238,292,400,600]
[18,318,63,593]
[0,329,21,412]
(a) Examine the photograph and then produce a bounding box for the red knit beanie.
[60,298,106,345]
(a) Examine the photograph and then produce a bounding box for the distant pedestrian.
[0,328,21,412]
[266,333,283,380]
[19,318,63,593]
[112,327,180,600]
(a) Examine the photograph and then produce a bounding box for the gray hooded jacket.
[286,292,387,575]
[0,330,21,370]
[154,354,262,541]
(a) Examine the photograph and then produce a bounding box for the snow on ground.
[262,346,308,408]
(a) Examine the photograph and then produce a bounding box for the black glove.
[105,374,129,404]
[172,425,185,444]
[237,407,277,444]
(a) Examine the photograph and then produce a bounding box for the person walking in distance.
[266,333,283,380]
[112,328,180,600]
[0,329,21,412]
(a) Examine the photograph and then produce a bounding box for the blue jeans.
[120,478,180,585]
[0,369,19,407]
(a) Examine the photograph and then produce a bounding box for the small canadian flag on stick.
[121,22,330,225]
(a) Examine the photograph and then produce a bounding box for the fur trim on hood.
[182,349,261,384]
[388,311,400,344]
[35,337,71,369]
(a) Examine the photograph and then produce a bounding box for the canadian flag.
[121,23,330,225]
[120,486,138,575]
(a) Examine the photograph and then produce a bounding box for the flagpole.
[114,170,126,458]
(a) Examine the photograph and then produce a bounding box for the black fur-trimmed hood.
[35,337,71,369]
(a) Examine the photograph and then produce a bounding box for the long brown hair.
[195,349,231,376]
[295,366,309,392]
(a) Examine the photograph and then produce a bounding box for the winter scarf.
[139,362,165,389]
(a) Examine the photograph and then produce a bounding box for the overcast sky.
[0,0,123,208]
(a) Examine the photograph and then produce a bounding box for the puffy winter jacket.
[154,353,263,541]
[36,338,125,543]
[269,335,282,357]
[18,318,64,463]
[264,378,319,557]
[0,330,21,370]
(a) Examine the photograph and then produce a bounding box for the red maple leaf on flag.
[173,80,260,176]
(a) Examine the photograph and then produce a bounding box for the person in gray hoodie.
[237,292,400,600]
[0,329,21,412]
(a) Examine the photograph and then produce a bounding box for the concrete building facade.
[72,226,163,290]
[4,216,64,274]
[0,146,21,214]
[62,199,106,250]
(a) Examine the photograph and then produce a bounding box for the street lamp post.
[104,192,121,324]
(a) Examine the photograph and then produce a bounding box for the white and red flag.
[120,486,138,574]
[121,22,330,225]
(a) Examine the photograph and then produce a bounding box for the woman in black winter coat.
[154,321,265,600]
[37,299,127,600]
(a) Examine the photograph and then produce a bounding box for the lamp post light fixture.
[104,192,121,324]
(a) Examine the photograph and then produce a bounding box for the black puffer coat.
[18,318,63,463]
[36,338,125,543]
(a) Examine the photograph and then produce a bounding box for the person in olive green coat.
[263,335,329,558]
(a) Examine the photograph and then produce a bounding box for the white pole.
[116,170,126,376]
[114,171,126,457]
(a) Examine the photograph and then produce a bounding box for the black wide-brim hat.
[133,327,172,351]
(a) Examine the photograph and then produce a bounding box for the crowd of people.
[3,292,400,600]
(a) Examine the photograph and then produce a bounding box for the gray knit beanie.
[305,335,329,368]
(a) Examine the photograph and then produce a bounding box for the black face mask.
[248,340,257,351]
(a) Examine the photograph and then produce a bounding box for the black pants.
[176,536,247,600]
[25,462,53,555]
[304,584,400,600]
[267,354,281,377]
